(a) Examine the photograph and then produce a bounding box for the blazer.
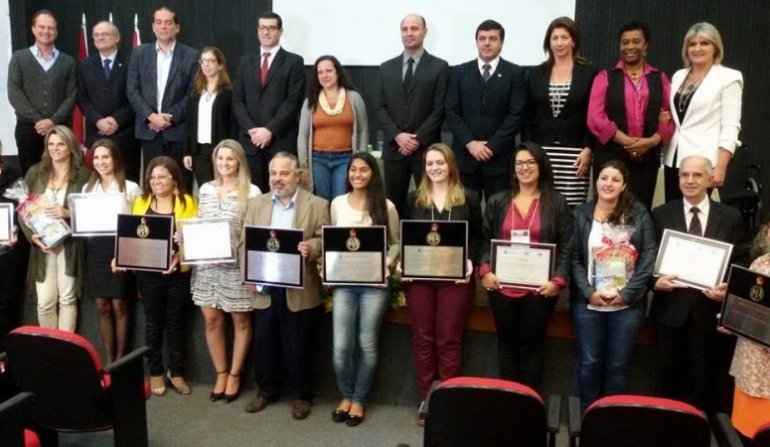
[239,188,330,312]
[232,48,306,156]
[405,188,484,266]
[570,201,657,306]
[445,58,527,176]
[651,199,746,329]
[297,90,368,191]
[524,62,598,149]
[126,42,200,142]
[664,65,743,168]
[373,51,450,161]
[76,50,135,148]
[185,88,236,156]
[479,190,574,283]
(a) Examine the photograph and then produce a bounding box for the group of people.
[0,5,764,443]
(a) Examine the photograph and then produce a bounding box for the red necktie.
[260,52,271,84]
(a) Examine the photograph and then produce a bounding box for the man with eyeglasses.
[233,11,306,192]
[127,6,199,190]
[8,9,76,174]
[77,21,140,182]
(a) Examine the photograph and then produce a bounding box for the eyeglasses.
[258,25,279,32]
[514,159,538,169]
[199,58,217,65]
[92,32,114,38]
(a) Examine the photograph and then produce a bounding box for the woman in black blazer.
[478,142,574,390]
[525,17,597,207]
[184,46,236,186]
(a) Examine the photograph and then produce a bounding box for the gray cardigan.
[297,89,369,191]
[7,48,77,124]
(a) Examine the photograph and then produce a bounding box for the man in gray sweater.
[7,10,76,174]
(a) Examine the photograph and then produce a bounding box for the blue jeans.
[312,151,351,202]
[571,298,646,409]
[332,286,389,404]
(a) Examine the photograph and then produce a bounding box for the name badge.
[510,229,530,243]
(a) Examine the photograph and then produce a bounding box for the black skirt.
[87,236,134,299]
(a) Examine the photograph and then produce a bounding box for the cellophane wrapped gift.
[3,179,71,247]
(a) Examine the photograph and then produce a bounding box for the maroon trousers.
[404,280,474,400]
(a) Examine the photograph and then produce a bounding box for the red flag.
[72,14,88,148]
[132,14,141,47]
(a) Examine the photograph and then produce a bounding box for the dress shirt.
[269,190,298,228]
[259,45,281,70]
[477,56,500,77]
[99,50,118,68]
[155,41,176,112]
[29,44,59,71]
[402,49,424,79]
[684,196,710,233]
[196,93,216,143]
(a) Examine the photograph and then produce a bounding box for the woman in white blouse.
[664,22,743,201]
[82,139,141,361]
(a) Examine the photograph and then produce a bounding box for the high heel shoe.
[166,372,191,395]
[210,371,228,402]
[223,373,241,403]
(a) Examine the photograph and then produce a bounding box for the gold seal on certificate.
[346,228,361,251]
[136,217,150,238]
[751,276,765,303]
[426,222,441,246]
[266,230,280,252]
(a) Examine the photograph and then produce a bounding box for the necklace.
[318,88,346,116]
[48,172,69,205]
[625,64,644,82]
[204,90,216,102]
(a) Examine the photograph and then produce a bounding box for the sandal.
[150,375,166,396]
[210,371,229,401]
[166,372,191,395]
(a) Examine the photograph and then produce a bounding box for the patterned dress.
[191,182,260,312]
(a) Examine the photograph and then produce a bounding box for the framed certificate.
[654,229,733,290]
[400,220,468,281]
[720,264,770,348]
[114,214,174,272]
[243,226,305,289]
[68,193,125,236]
[0,203,13,243]
[178,217,235,265]
[491,240,555,289]
[322,226,386,286]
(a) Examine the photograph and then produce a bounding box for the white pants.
[35,249,77,332]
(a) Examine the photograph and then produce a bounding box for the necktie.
[482,64,491,82]
[103,58,112,80]
[688,207,702,236]
[403,57,414,92]
[260,52,271,84]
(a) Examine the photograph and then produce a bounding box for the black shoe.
[223,374,240,403]
[346,413,364,427]
[210,371,228,402]
[331,408,349,423]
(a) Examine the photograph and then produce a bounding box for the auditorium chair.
[715,412,770,447]
[0,391,40,447]
[4,326,150,447]
[568,395,714,447]
[423,376,561,447]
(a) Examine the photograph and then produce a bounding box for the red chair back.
[581,395,712,447]
[5,326,112,431]
[425,377,549,447]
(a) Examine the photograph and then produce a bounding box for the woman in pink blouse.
[587,20,674,209]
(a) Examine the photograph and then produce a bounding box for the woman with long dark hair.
[298,55,368,201]
[478,142,573,390]
[570,159,657,409]
[328,152,398,426]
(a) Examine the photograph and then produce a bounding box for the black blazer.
[479,190,574,282]
[185,88,236,156]
[373,51,450,161]
[232,48,306,156]
[126,42,200,142]
[76,51,135,147]
[404,188,483,265]
[651,199,747,330]
[445,58,527,176]
[524,62,598,148]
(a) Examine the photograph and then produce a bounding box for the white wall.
[1,0,17,155]
[274,0,576,66]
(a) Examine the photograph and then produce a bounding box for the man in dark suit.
[651,155,745,414]
[77,21,140,182]
[240,152,329,420]
[445,19,527,201]
[233,12,306,192]
[374,14,449,217]
[127,7,199,190]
